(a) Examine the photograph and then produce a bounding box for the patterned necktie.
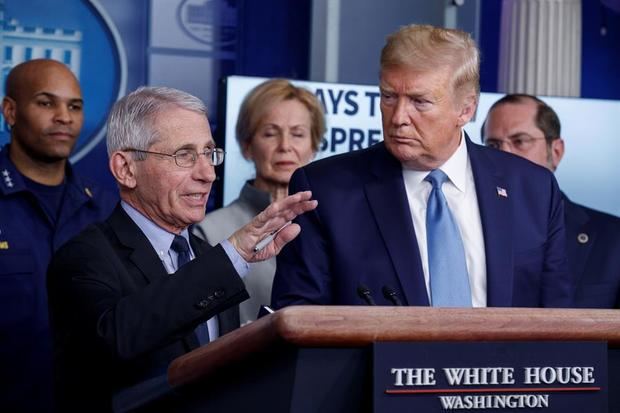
[425,169,472,307]
[170,235,210,345]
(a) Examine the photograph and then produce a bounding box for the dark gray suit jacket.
[47,204,248,412]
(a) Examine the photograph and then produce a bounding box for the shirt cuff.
[220,239,250,278]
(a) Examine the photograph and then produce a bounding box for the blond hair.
[381,24,480,97]
[236,79,325,152]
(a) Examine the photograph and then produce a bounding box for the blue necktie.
[171,235,210,345]
[425,169,472,307]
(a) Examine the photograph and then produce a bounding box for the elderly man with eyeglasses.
[481,93,620,310]
[46,86,317,412]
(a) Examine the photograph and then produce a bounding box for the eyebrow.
[485,131,540,142]
[263,123,309,129]
[506,131,537,139]
[379,85,434,99]
[34,91,83,105]
[174,141,216,150]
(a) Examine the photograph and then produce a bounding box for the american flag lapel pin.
[496,186,508,198]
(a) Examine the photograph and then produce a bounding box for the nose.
[53,104,72,124]
[391,98,410,127]
[498,140,514,153]
[278,134,292,151]
[193,154,217,183]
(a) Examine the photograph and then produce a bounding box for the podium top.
[167,306,620,387]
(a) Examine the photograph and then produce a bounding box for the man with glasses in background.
[481,93,620,308]
[47,86,317,412]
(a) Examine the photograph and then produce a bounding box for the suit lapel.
[467,138,514,306]
[364,144,429,306]
[563,195,593,285]
[107,205,169,284]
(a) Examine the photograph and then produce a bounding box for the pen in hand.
[253,221,292,253]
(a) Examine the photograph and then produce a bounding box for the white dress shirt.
[402,131,487,307]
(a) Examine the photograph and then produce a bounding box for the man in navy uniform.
[0,59,117,411]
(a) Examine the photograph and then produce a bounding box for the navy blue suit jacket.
[272,138,572,308]
[564,195,620,308]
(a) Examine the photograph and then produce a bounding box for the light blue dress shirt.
[121,201,249,341]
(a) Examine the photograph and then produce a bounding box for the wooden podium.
[132,307,620,412]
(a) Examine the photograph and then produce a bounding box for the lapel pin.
[84,187,93,198]
[577,233,589,244]
[496,186,508,198]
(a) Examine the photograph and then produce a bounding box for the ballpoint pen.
[253,221,292,253]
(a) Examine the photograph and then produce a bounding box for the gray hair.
[106,86,207,157]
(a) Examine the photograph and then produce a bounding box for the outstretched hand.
[228,191,317,262]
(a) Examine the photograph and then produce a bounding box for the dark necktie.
[425,169,472,307]
[170,235,210,345]
[171,235,191,267]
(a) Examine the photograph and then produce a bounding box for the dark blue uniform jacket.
[0,144,117,411]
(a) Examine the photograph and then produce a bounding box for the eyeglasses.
[484,134,547,152]
[125,147,225,167]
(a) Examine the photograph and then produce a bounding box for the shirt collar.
[239,180,272,211]
[0,144,93,200]
[0,144,28,194]
[401,129,469,193]
[438,129,468,193]
[120,200,191,255]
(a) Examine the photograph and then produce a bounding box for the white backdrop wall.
[221,76,620,217]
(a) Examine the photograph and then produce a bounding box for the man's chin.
[38,153,72,163]
[386,144,421,162]
[35,144,76,163]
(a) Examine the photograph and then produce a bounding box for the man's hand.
[228,191,318,262]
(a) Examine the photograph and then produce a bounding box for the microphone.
[382,285,403,306]
[357,284,376,306]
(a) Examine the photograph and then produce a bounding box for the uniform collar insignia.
[2,169,14,188]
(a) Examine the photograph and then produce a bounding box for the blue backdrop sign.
[0,0,127,162]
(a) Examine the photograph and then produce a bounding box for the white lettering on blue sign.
[443,367,515,385]
[390,368,436,386]
[438,394,549,409]
[523,366,595,385]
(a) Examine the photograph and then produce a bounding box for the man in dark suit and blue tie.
[47,86,317,412]
[271,24,573,309]
[482,93,620,308]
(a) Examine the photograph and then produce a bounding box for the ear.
[456,94,478,128]
[2,97,17,127]
[549,138,565,171]
[241,140,253,161]
[109,151,138,189]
